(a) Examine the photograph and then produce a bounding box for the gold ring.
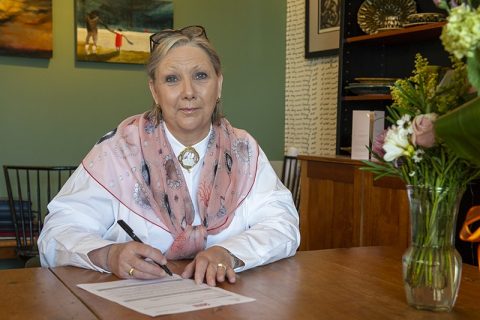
[128,267,135,276]
[217,263,227,272]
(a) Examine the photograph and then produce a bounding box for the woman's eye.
[194,72,208,80]
[165,75,178,83]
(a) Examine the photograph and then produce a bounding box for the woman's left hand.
[181,246,236,286]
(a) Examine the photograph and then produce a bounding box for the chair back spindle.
[3,165,76,260]
[281,156,301,210]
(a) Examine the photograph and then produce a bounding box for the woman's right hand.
[89,242,169,279]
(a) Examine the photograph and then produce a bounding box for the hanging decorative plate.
[357,0,417,35]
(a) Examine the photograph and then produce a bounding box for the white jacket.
[38,129,300,273]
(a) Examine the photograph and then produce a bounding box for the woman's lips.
[180,107,198,113]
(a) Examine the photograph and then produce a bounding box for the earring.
[149,103,163,125]
[211,98,223,124]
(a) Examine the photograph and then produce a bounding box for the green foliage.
[389,54,469,121]
[435,96,480,166]
[361,54,480,189]
[430,0,480,166]
[467,50,480,91]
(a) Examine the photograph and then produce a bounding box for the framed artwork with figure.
[75,0,173,64]
[305,0,341,58]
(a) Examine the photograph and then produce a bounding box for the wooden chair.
[281,156,301,210]
[3,165,76,261]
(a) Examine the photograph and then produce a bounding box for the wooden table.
[47,247,480,319]
[0,267,96,319]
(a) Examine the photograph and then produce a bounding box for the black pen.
[117,219,173,276]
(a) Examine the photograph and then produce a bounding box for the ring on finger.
[128,267,135,277]
[217,263,227,272]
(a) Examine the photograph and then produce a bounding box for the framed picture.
[305,0,341,58]
[75,0,173,64]
[0,0,53,59]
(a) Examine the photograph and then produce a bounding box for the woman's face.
[149,44,223,146]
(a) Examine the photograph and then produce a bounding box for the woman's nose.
[182,79,195,99]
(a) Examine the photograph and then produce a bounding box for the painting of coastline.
[75,0,173,64]
[0,0,52,58]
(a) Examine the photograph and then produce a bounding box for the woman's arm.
[215,148,300,271]
[38,166,119,271]
[38,166,171,279]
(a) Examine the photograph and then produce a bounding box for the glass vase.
[402,185,463,312]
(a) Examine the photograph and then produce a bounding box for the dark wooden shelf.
[343,94,392,101]
[336,1,448,156]
[345,22,446,45]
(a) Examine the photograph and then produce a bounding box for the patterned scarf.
[82,114,259,259]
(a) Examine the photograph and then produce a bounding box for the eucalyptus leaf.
[435,96,480,166]
[467,52,480,93]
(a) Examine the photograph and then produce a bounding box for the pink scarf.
[82,114,259,259]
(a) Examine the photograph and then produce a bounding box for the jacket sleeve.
[212,148,300,271]
[38,166,119,272]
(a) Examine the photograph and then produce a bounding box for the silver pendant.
[178,146,199,172]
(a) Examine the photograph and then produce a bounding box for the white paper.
[77,275,255,317]
[351,110,371,159]
[351,110,385,160]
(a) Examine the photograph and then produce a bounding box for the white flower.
[399,125,414,137]
[409,171,416,177]
[396,114,413,137]
[412,149,425,163]
[396,114,412,127]
[383,126,412,162]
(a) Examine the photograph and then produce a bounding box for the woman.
[38,26,300,287]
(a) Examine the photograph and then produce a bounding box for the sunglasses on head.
[149,25,208,53]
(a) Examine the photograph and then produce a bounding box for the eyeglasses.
[149,25,208,53]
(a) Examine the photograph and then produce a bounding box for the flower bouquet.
[362,53,480,311]
[363,54,479,189]
[433,0,480,165]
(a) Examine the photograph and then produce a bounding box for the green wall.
[175,0,286,157]
[0,0,286,196]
